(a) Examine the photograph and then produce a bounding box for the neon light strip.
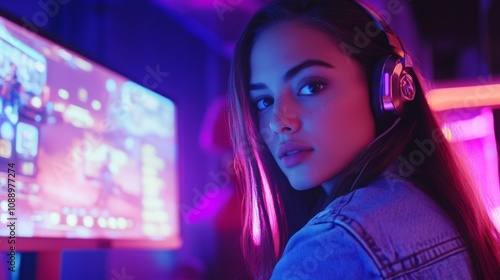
[428,84,500,111]
[442,114,491,142]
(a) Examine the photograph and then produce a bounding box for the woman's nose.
[268,98,300,134]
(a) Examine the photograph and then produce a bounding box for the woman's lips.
[281,149,313,168]
[277,142,313,168]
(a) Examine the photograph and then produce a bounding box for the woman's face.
[249,21,376,193]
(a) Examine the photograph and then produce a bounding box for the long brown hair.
[226,0,500,278]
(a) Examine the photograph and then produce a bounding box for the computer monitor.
[0,11,181,251]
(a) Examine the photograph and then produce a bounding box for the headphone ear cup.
[399,71,416,103]
[371,55,415,133]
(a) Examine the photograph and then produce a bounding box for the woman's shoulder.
[312,173,447,226]
[272,172,474,279]
[312,172,456,231]
[310,173,463,251]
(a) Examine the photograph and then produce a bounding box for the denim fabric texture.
[271,165,474,279]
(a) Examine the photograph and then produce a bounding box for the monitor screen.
[0,14,180,249]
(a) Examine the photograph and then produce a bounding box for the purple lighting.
[442,107,500,228]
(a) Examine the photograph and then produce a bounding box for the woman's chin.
[289,181,318,192]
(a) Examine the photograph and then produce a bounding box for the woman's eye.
[299,80,327,95]
[254,97,274,111]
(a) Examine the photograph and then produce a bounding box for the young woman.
[226,0,500,279]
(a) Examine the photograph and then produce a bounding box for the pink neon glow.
[492,207,500,232]
[251,188,261,246]
[430,83,500,224]
[252,154,279,255]
[442,114,490,142]
[428,84,500,111]
[443,108,500,224]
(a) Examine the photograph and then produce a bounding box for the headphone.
[355,1,417,133]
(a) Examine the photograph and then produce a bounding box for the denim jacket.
[271,165,474,279]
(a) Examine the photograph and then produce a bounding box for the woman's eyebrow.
[249,59,334,91]
[283,59,334,81]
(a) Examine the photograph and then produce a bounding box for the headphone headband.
[355,1,412,68]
